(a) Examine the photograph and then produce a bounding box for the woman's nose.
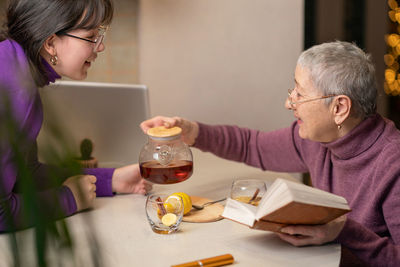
[285,98,294,110]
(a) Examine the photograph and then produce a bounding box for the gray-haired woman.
[141,41,400,266]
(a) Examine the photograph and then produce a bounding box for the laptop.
[37,81,150,167]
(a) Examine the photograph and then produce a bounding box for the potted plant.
[77,138,98,168]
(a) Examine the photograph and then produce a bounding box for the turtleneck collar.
[320,114,385,160]
[41,57,61,84]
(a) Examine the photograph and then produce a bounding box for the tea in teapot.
[139,126,193,184]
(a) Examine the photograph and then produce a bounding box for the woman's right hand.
[140,116,199,146]
[62,175,97,212]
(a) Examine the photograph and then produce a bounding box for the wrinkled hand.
[63,175,97,212]
[140,116,199,146]
[112,164,152,195]
[277,215,347,246]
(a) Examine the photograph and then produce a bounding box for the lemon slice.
[170,192,192,215]
[161,213,177,226]
[164,196,182,213]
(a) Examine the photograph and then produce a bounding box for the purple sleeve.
[336,155,400,266]
[0,162,77,232]
[193,122,308,172]
[0,39,77,231]
[84,168,115,196]
[0,147,78,231]
[337,219,400,266]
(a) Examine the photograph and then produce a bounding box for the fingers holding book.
[277,215,347,247]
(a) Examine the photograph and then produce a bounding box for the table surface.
[0,150,341,267]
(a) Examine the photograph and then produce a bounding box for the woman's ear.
[41,34,58,56]
[332,95,352,125]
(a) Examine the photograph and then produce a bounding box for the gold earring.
[337,124,342,130]
[50,55,58,66]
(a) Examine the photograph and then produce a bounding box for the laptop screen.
[37,81,150,167]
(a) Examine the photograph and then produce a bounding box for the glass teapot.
[139,126,193,184]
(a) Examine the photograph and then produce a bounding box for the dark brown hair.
[0,0,114,87]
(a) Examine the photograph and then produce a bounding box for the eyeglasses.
[287,88,337,108]
[60,26,107,52]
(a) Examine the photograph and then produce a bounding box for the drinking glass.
[230,179,267,206]
[145,193,184,234]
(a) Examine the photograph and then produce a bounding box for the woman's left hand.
[112,164,152,195]
[277,215,347,246]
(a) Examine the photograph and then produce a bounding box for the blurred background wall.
[137,0,302,131]
[1,0,393,129]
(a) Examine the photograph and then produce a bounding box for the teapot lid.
[147,126,182,139]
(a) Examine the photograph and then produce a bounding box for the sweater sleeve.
[25,146,116,198]
[193,122,308,172]
[0,152,77,232]
[337,219,400,266]
[84,168,115,196]
[0,39,82,231]
[335,144,400,266]
[24,157,115,197]
[24,141,115,197]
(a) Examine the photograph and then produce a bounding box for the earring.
[50,55,58,66]
[337,124,342,130]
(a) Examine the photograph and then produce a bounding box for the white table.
[0,150,341,267]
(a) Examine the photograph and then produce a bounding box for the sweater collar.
[321,114,385,159]
[41,58,61,84]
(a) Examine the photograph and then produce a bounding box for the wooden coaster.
[183,196,225,223]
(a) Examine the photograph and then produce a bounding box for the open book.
[222,178,351,232]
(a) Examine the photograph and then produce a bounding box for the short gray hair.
[297,41,377,118]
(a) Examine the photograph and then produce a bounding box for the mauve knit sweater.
[0,39,114,232]
[194,115,400,266]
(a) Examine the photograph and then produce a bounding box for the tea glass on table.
[230,179,267,206]
[145,193,184,234]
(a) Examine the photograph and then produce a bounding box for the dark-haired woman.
[0,0,151,232]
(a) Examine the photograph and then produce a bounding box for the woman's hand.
[140,116,199,146]
[112,164,152,195]
[63,175,97,212]
[277,215,347,246]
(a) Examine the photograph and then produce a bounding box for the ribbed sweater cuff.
[83,168,115,197]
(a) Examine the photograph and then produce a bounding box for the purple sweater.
[0,39,114,231]
[194,115,400,266]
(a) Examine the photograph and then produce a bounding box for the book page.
[255,179,293,219]
[222,198,258,227]
[257,178,287,210]
[286,180,349,209]
[255,178,350,220]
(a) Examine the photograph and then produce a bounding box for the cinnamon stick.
[156,197,167,216]
[248,188,260,204]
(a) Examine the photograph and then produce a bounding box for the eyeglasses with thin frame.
[60,26,107,52]
[287,88,337,108]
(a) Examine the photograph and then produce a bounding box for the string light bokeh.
[385,0,400,95]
